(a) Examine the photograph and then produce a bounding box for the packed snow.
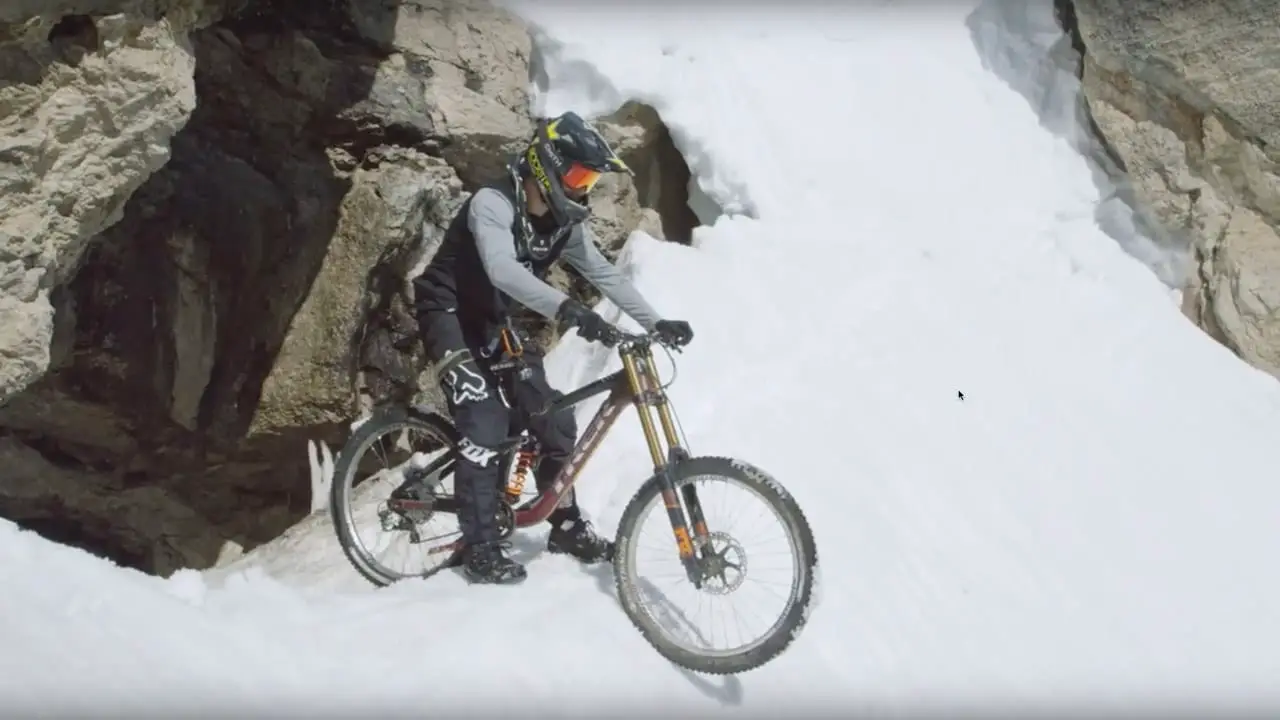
[4,0,1280,716]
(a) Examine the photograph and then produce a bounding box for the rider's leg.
[421,311,526,584]
[511,350,614,564]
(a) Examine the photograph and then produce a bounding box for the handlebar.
[598,326,687,353]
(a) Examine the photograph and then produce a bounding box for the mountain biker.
[410,110,695,585]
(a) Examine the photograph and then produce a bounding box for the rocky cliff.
[0,0,700,575]
[1064,0,1280,379]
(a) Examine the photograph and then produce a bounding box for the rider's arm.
[471,188,571,320]
[560,225,663,331]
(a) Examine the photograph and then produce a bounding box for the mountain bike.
[328,326,819,675]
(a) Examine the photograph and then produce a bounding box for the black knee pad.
[434,348,491,407]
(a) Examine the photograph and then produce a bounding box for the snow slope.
[5,1,1280,716]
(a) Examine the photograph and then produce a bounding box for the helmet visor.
[561,162,602,197]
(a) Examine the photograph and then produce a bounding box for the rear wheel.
[612,456,819,675]
[329,407,466,587]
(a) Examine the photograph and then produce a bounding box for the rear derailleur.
[380,466,440,544]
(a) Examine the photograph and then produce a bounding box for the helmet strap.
[507,159,536,250]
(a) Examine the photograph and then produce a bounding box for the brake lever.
[656,335,687,354]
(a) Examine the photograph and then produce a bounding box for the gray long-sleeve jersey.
[469,187,663,330]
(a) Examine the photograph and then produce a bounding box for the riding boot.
[461,541,528,585]
[532,454,615,563]
[547,515,615,564]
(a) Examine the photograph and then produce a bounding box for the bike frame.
[397,334,711,577]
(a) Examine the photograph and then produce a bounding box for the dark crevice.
[223,0,394,56]
[47,14,98,65]
[357,251,424,410]
[605,101,705,246]
[1052,0,1084,62]
[9,512,150,572]
[648,121,701,245]
[47,14,97,45]
[6,430,110,474]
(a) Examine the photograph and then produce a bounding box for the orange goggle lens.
[561,163,602,193]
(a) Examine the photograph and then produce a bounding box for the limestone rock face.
[1068,0,1280,378]
[0,0,219,404]
[0,0,527,573]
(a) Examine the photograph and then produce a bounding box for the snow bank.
[967,0,1191,291]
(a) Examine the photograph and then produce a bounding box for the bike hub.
[695,532,747,595]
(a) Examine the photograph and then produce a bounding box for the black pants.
[420,310,581,547]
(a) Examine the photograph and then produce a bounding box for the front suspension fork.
[656,459,715,586]
[622,349,714,585]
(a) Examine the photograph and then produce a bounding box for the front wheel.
[612,456,819,675]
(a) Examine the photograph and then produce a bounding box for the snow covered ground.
[5,0,1280,716]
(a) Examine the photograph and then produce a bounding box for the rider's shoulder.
[467,185,518,222]
[475,181,517,205]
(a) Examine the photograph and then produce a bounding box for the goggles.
[561,162,603,195]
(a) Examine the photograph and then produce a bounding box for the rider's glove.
[556,300,617,345]
[653,319,694,348]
